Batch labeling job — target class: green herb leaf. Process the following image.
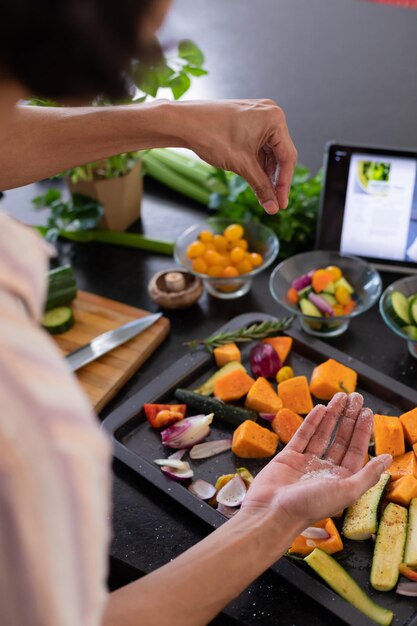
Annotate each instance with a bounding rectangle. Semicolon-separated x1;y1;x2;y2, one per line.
178;40;205;67
168;73;192;100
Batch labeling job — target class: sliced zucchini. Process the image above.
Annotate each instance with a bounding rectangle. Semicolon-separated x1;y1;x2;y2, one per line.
321;293;337;306
334;277;354;294
305;549;393;626
343;473;390;540
388;291;411;326
45;265;77;311
370;502;408;591
298;286;312;299
409;296;417;326
323;282;336;295
195;361;246;396
404;497;417;567
174;388;257;428
299;299;322;318
42;306;74;335
404;325;417;341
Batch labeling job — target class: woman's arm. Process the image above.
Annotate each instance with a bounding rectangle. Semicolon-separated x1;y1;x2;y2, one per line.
0;99;297;213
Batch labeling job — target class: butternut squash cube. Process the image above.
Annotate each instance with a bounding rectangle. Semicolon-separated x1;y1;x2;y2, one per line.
232;420;278;459
262;336;293;364
309;358;357;400
387;451;417;481
245;377;283;414
278;375;313;415
213;368;254;402
400;407;417;446
213;343;241;367
386;475;417;507
373;415;405;457
288;518;343;556
414;442;417;457
272;408;303;445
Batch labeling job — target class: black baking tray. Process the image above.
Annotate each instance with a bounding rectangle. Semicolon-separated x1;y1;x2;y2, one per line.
103;313;417;626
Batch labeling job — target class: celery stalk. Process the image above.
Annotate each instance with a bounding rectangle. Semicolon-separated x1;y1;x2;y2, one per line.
146;149;215;185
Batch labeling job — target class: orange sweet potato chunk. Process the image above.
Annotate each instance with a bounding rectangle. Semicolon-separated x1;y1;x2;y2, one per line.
386;475;417;507
373;414;405;457
232;420;278;459
213;343;241;367
309;359;357;400
387;451;417;481
213;368;254;402
278;376;313;415
288;518;343;556
400;407;417;445
245;377;283;414
262;336;293;364
272;408;303;445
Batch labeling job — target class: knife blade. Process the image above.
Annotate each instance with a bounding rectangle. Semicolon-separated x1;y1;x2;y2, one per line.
65;313;162;372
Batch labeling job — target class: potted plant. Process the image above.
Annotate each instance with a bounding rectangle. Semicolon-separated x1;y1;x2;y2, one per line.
30;40;207;231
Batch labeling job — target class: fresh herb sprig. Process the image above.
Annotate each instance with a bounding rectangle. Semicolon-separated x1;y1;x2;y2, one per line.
186;318;295;352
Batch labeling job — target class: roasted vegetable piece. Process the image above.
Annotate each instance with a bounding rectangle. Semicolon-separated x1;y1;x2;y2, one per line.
195;361;246;396
404;498;417;567
386;451;417;481
276;366;295;384
400;407;417;445
343;473;390;540
370;502;408;592
373;414;405;457
271;408;303;445
305;549;393;626
213;343;241;367
144;404;186;429
309;358;357;400
399;563;417;581
277;375;313;415
213;368;255;402
245;377;283;414
312;269;334;293
232;420;278;459
174;389;257;427
289;518;343;556
386;475;417;507
262;336;293;363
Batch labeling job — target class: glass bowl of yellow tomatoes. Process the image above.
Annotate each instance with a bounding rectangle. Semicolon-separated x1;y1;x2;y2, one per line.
174;219;279;299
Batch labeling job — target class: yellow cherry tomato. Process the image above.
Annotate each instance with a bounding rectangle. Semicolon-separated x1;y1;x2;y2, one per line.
224;223;244;242
276;366;295;384
326;265;343;282
218;254;230;267
223;265;239;278
205;242;216;251
186;241;205;259
230;246;245;264
192;257;208;274
332;304;345;316
204;249;222;266
335;286;351;306
199;230;213;243
207;264;224;277
236;259;253;274
213;234;228;252
234;238;248;251
249;252;263;267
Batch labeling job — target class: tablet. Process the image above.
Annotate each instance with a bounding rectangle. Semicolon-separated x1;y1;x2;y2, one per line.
317;142;417;272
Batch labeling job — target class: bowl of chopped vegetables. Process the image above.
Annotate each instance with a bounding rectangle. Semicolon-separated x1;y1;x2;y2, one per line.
270;250;382;337
380;275;417;359
175;219;279;299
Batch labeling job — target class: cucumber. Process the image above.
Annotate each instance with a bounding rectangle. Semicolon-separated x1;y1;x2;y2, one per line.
388;291;411;326
42;306;74;335
409;295;417;325
334;277;354;294
299;299;322;318
343;473;390;540
321;293;337;306
195;361;246;396
404;325;417;341
323;282;336;295
305;549;393;626
174;388;257;427
45;265;77;311
370;502;408;591
298;286;312;299
404;497;417;567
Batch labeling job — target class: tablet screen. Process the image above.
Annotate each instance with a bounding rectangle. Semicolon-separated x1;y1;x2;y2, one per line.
318;144;417;269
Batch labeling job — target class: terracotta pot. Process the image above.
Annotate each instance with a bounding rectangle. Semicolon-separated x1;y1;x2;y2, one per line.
67;159;143;231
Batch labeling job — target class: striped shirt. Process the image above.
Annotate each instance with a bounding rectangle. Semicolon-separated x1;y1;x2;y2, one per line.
0;213;111;626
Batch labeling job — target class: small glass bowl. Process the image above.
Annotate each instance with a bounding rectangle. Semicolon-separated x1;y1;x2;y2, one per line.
174;218;279;299
380;275;417;359
270;250;382;337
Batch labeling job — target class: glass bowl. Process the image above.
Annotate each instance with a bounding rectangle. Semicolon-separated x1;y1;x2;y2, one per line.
380;275;417;359
270;250;382;337
174;218;279;299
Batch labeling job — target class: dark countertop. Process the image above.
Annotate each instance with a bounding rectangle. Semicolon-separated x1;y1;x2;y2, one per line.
2;1;417;624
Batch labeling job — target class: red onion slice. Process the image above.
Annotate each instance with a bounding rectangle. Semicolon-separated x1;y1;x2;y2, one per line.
292;273;312;291
188;479;217;500
161;462;194;481
217;503;239;518
259;413;276;422
168;449;187;461
216;476;247;507
250;342;281;378
308;292;334;316
154;458;188;470
161;413;213;449
301;527;330;540
190;439;232;459
396;582;417;597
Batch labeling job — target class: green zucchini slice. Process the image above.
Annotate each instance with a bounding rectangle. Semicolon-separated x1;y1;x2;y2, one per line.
370;502;408;591
42;306;74;335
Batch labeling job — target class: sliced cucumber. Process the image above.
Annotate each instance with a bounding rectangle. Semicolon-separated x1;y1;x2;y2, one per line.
334;277;354;294
195;361;246;396
370;502;408;591
321;293;337;306
174;388;257;428
388;291;411;326
305;549;393;626
299;299;322;318
343;473;390;540
42;306;74;335
409;296;417;325
323;282;336;295
404;497;417;567
45;265;77;311
404;326;417;341
298;286;312;299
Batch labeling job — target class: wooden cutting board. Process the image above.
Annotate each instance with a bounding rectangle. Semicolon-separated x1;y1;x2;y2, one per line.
54;291;170;412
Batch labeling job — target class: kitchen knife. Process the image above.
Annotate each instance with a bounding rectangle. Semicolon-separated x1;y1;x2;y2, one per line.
65;313;162;372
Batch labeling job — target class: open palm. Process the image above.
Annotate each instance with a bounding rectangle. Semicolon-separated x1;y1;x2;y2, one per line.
241;393;392;529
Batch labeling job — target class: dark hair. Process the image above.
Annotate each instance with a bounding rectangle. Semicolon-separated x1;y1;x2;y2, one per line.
0;0;154;100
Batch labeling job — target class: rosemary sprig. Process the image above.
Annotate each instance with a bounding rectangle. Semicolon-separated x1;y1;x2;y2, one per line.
186;317;295;353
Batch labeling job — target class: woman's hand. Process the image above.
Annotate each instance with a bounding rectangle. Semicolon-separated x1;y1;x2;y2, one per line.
180;99;297;215
240;393;392;532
